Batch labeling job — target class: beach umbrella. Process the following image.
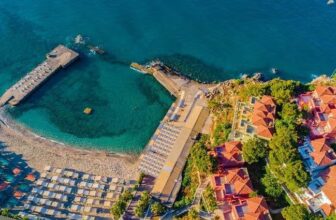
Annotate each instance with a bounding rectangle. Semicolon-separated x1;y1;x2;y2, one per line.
0;158;9;166
4;174;14;183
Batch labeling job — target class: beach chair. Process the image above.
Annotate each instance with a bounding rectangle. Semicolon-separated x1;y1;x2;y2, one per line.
68;213;83;220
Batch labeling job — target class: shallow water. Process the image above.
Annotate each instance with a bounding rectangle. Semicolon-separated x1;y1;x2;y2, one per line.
0;0;335;152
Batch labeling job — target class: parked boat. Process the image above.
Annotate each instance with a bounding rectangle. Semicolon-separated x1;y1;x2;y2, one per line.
87;45;105;55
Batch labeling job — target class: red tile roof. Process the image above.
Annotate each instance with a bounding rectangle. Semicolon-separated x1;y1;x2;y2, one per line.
256;126;274;139
225;141;243;153
310;151;334;166
327;117;336;133
311;138;331;152
225;168;254;196
252;96;276;140
315;86;334;97
322;166;336;207
320;203;334;216
260;96;276;106
214;141;244;168
230;197;270;220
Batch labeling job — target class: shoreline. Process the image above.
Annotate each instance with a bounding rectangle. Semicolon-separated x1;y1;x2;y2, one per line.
0;108;139;180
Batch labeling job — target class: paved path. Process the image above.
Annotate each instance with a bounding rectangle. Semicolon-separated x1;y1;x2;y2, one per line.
192;178;210;207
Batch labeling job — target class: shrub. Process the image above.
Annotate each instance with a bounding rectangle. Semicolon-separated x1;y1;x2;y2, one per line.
151;201;166;216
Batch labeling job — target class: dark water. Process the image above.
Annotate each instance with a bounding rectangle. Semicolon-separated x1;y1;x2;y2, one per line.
0;0;335;152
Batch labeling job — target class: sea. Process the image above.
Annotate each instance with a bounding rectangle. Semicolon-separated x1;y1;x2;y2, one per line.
0;0;335;153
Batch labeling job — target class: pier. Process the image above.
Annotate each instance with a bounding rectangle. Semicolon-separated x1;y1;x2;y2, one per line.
0;45;79;107
130;61;182;97
132;61;217;207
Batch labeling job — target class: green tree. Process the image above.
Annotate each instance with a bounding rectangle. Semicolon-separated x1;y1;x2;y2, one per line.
111;200;127;219
110;189;133;219
239;82;268;101
281;204;314;220
280;103;302;125
135;192;150;217
326;214;336;220
151;201;166;216
191;142;217;174
261;169;282;198
242;138;268;164
188;208;200;220
121;189;133;201
0;209;10;217
284;161;309;191
269;79;301;105
213;122;231;146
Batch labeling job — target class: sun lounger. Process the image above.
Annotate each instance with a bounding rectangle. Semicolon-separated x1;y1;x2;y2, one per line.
68;213;83;220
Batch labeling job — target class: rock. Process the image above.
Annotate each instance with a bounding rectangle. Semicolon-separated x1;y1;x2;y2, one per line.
241;74;249;80
83;107;93;115
252;72;263;81
310;74;331;85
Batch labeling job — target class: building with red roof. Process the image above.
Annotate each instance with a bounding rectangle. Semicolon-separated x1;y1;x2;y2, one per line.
298;137;336;174
211;141;244;168
297;164;336;217
297;86;336;217
231;96;276;141
211;141;271;220
251;96;276;140
298;86;336;141
211;168;254;202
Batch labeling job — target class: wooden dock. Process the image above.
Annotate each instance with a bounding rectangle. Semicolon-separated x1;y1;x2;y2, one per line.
0;45;79;107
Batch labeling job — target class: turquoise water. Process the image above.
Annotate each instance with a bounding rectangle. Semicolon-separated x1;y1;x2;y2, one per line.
0;0;335;153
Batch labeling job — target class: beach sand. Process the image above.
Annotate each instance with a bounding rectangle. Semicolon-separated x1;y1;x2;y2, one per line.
0;109;139;180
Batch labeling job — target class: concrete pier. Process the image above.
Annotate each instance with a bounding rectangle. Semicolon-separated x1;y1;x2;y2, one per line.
0;45;79;107
133;61;217;207
131;61;183;97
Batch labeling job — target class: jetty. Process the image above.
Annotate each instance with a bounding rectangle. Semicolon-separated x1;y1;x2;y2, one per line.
130;61;183;97
0;45;79;107
131;61;217;207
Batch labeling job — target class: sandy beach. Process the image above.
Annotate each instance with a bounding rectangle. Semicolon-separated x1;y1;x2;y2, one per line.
0;109;140;180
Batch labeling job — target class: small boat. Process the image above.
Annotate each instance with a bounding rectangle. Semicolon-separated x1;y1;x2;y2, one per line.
327;0;334;5
74;34;85;44
271;68;279;74
87;45;105;55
